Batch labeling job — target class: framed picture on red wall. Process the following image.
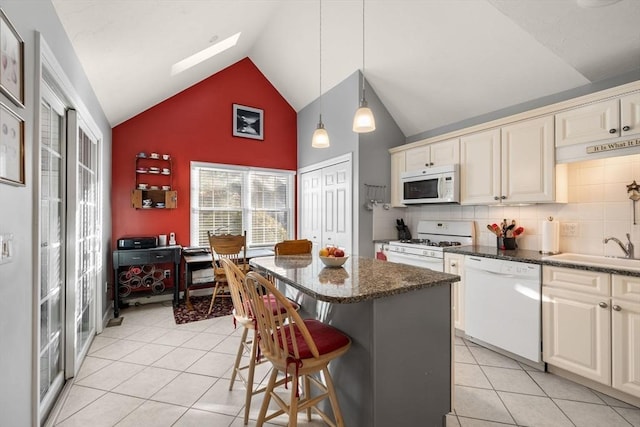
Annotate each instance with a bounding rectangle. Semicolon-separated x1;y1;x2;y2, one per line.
233;104;263;140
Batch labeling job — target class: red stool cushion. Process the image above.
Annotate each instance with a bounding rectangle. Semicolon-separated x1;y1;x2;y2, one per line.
279;319;350;359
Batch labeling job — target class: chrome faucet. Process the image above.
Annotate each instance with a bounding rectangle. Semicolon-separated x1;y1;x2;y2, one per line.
603;233;635;259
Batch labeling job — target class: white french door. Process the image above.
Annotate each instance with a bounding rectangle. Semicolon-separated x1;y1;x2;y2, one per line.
38;83;67;418
66;109;100;373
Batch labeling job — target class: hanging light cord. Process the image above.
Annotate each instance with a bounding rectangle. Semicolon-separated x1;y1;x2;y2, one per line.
361;0;365;96
319;0;323;121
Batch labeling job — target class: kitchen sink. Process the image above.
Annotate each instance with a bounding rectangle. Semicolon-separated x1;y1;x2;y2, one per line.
543;253;640;271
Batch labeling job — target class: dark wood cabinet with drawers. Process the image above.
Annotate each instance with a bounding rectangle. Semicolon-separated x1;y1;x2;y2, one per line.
112;246;181;317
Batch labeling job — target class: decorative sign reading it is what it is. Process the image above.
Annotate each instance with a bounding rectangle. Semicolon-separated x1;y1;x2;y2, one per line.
587;138;640;154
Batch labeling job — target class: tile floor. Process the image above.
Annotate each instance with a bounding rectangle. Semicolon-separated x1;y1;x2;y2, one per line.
52;301;640;427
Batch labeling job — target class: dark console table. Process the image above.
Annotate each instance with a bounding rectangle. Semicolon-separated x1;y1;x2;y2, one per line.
112;245;181;317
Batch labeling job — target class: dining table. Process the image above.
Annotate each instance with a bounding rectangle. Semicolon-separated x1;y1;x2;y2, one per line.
249;254;460;427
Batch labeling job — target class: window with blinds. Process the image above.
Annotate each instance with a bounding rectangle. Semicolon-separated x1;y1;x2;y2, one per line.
190;162;294;247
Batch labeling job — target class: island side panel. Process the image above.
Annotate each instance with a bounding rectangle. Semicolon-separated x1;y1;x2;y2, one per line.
281;282;375;427
373;283;452;427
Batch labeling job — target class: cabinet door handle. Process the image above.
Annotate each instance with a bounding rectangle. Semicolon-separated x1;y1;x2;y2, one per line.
609;128;617;134
500;195;506;200
622;126;631;132
494;196;500;200
612;304;622;311
598;301;608;309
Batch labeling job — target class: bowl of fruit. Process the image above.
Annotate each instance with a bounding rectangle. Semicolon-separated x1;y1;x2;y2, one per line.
318;246;348;267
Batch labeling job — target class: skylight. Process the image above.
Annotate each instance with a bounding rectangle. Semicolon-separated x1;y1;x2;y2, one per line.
171;32;241;76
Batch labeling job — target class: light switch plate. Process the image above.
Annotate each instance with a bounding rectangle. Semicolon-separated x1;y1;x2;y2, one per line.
0;233;13;264
560;222;579;237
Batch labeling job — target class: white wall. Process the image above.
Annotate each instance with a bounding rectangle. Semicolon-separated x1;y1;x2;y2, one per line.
404;153;640;257
0;1;111;425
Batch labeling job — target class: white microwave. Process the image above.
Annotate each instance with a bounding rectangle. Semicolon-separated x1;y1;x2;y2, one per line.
401;164;460;204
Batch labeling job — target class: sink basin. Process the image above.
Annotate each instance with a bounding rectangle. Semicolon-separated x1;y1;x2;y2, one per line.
543;253;640;271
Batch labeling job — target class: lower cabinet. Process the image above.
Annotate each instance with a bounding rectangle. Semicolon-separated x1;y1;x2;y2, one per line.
543;266;640;399
444;253;465;332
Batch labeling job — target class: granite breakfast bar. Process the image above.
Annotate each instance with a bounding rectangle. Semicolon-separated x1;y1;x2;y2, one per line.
250;255;460;427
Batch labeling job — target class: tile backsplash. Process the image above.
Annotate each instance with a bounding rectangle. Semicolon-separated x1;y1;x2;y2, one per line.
404;154;640;257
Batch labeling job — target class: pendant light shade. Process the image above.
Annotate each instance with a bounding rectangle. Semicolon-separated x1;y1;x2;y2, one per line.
312;0;330;148
353;0;375;133
353;99;376;133
312;117;330;148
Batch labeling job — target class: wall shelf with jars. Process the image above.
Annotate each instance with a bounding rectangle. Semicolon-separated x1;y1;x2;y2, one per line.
131;152;177;209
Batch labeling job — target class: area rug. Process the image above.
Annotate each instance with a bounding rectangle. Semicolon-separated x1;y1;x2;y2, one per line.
173;295;234;324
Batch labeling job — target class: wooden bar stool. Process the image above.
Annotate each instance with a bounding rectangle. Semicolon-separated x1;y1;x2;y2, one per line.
244;270;351;427
206;231;248;315
274;239;313;255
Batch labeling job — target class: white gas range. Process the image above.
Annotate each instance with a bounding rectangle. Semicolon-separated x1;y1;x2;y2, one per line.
387;220;475;271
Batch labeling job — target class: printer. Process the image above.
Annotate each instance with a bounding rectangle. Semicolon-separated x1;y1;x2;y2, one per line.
117;236;157;250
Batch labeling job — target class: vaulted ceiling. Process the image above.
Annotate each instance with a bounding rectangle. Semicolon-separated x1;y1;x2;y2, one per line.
52;0;640;137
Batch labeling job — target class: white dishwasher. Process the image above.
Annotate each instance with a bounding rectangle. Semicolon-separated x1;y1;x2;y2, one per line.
464;256;541;363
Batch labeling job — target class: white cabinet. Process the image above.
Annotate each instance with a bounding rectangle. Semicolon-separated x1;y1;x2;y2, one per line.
405;138;460;172
555;93;640;147
611;275;640;397
543;266;640;399
460;115;555;204
300;160;352;254
444;253;465;332
390;151;406;208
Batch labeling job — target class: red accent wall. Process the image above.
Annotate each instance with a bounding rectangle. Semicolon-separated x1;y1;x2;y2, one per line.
111;58;298;246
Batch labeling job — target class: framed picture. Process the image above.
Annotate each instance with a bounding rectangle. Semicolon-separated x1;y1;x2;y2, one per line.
0;102;24;186
233;104;263;140
0;9;23;108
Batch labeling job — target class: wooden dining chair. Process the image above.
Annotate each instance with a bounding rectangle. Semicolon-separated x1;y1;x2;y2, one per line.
207;230;248;315
244;270;351;427
273;239;313;255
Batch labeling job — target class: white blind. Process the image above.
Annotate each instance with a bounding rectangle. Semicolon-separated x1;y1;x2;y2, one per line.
191;163;294;247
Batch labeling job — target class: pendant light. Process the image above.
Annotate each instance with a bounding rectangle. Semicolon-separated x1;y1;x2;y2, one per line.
312;0;330;148
353;0;376;133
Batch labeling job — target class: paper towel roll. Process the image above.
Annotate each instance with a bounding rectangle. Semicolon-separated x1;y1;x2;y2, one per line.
541;219;560;254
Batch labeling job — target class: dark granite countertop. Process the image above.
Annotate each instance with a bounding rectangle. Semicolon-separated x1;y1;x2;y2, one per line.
445;245;640;277
250;255;460;303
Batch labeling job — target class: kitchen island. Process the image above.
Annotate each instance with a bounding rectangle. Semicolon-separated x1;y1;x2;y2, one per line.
250;255;460;427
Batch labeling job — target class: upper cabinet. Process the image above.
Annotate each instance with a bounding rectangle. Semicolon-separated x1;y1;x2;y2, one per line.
390;151;406;208
460;116;556;204
405;138;460;172
556;93;640;147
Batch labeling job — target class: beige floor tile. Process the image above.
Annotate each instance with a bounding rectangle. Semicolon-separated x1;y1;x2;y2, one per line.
123;326;170;343
186;351;237;377
152;329;199;346
554;398;632;427
481;366;545;396
446;413;461;426
75;356;113;381
152;347;207;371
150;372;217;407
528;371;604;404
457;417;516;426
454;345;476;364
112;366;180;398
172;408;237;426
75;361;145;391
114;400;187;427
55;385;106;423
453;385;514;424
180;332;226;351
55;393;144;427
593;390;637;408
120;343;175;365
87;336;119;354
498;391;572;427
613;406;640;427
212;335;243;355
99;323;146;340
89;339;146;361
455;363;492;389
467;347;521;369
204;316;236;335
175;317;219;332
192;377;248;417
